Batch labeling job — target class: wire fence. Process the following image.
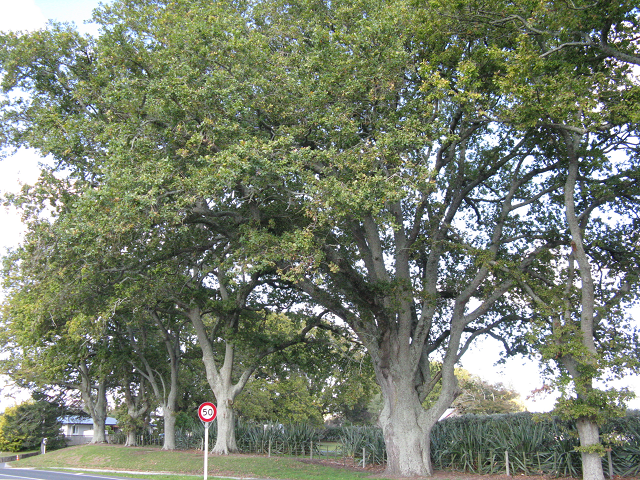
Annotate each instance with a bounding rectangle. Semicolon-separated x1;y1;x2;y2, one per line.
430;411;640;477
108;411;640;477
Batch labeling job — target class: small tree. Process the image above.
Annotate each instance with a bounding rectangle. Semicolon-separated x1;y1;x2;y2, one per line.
454;375;525;415
422;367;525;416
0;393;65;452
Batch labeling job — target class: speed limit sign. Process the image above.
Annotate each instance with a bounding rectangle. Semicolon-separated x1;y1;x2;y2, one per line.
198;402;217;480
198;402;217;423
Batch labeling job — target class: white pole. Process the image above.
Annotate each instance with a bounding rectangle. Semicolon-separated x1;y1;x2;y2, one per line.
505;450;510;476
204;423;210;480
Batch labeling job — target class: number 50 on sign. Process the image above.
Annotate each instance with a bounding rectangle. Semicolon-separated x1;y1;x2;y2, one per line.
198;402;217;423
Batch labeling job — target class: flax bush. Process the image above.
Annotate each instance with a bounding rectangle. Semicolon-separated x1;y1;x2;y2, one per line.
108;411;640;477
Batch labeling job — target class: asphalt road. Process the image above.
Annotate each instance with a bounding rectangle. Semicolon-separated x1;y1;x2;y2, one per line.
0;465;266;480
0;466;147;480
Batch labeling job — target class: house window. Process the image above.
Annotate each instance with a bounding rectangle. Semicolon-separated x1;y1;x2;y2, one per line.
72;425;79;435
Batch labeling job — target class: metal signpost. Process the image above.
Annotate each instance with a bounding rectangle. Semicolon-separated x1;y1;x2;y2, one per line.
198;402;217;480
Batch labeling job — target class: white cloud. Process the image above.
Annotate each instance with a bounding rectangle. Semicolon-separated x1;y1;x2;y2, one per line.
0;0;47;32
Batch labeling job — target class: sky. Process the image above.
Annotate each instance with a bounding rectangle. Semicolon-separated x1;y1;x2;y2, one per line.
0;0;638;415
0;0;106;256
0;0;109;412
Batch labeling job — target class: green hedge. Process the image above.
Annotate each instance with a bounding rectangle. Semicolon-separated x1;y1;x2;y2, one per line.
431;411;640;477
112;411;640;477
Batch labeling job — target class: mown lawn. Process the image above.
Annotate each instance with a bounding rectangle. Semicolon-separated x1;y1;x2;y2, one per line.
12;444;390;480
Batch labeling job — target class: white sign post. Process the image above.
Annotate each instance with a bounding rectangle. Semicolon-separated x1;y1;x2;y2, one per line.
198;402;217;480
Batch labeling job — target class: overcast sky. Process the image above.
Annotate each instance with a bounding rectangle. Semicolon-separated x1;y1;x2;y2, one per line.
0;0;108;412
0;0;108;252
0;0;637;415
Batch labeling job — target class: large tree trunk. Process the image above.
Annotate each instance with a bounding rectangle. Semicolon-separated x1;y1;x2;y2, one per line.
125;430;137;447
121;375;150;447
143;311;182;451
162;407;177;450
212;398;237;454
77;364;108;444
378;376;433;476
371;321;461;477
91;415;107;444
189;307;247;455
576;418;605;480
161;335;180;450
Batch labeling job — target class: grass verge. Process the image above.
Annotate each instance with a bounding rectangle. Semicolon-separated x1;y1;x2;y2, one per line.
10;444;390;480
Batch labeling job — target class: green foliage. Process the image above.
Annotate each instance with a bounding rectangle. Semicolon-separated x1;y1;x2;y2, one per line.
112;403;149;438
165;411;640;475
0;393;66;452
423;367;525;415
236;375;324;426
339;425;386;465
0;405;24;452
236;329;377;425
430;411;640;477
0;0;639;474
455;376;524;415
553;388;635;425
235;422;318;456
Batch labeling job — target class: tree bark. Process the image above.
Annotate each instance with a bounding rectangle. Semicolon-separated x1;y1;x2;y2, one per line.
91;413;108;444
577;418;605;480
188;307;243;454
368;312;462;477
161;327;180;450
212;398;237;454
121;373;151;447
562;130;605;480
378;375;433;476
162;406;177;451
125;430;137;447
77;364;108;444
141;311;182;451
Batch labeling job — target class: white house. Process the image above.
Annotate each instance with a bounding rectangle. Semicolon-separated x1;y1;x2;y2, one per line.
59;416;118;444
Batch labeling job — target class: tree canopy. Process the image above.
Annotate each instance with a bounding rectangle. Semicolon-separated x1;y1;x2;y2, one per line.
0;0;638;477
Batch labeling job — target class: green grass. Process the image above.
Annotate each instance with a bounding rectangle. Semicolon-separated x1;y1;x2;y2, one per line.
316;442;340;453
11;444;391;480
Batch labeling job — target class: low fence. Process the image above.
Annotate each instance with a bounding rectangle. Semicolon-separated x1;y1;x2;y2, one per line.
431;447;638;478
430;412;640;478
236;438;383;469
0;452;40;463
64;434;114;446
107;412;640;477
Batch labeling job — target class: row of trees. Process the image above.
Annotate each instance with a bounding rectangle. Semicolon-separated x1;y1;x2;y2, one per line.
1;0;639;477
0;368;525;452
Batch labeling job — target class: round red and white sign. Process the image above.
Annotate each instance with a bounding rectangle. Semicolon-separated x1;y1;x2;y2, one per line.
198;402;217;422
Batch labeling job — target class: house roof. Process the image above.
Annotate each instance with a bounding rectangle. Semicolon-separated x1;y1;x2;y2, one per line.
59;416;118;426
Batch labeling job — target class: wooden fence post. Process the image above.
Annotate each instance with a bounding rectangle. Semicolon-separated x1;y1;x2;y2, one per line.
505;450;510;476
